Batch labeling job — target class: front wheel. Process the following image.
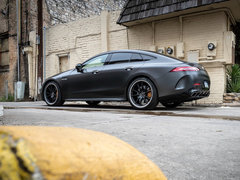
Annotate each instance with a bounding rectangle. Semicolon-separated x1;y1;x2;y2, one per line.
43;81;64;106
128;77;158;110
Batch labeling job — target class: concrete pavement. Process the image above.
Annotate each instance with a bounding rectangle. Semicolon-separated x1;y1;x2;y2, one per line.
1;107;240;180
1;101;240;121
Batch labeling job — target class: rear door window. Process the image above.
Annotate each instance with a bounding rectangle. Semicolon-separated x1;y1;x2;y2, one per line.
141;54;156;61
130;53;143;62
108;53;132;64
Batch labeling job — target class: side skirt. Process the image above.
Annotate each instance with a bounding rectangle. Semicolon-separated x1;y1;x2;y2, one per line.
65;98;127;102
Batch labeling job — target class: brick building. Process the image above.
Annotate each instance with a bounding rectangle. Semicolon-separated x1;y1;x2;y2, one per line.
0;0;50;99
44;0;240;104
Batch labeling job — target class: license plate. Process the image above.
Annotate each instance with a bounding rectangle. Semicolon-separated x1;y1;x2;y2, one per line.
204;81;209;88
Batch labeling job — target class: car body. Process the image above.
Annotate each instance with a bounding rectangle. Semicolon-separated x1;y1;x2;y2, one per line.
41;50;210;109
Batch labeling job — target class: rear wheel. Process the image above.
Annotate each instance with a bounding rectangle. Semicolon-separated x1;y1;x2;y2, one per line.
86;101;101;106
43;81;64;106
128;77;158;110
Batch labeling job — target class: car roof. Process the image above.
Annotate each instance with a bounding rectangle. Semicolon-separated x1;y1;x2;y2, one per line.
93;49;183;63
96;49;157;57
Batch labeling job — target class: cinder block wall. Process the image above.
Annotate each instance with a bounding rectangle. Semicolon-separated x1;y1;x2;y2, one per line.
46;11;127;78
127;11;228;104
45;11;230;104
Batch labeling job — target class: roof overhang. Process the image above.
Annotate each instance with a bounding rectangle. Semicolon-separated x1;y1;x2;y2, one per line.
118;0;240;27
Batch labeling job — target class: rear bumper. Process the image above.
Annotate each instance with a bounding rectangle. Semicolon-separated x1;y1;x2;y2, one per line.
159;88;210;103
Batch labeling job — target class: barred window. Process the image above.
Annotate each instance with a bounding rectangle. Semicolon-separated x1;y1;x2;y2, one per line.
0;37;9;72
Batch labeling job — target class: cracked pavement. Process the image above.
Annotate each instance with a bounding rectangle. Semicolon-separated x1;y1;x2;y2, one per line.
1;101;240;180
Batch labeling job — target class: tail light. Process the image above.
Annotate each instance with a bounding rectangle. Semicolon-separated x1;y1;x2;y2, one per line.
170;66;199;72
194;83;201;86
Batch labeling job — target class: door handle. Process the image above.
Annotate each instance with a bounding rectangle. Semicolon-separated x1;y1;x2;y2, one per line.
92;70;99;74
61;77;68;81
125;67;133;71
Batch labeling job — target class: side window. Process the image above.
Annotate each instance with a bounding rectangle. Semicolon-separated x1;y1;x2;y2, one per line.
82;54;108;69
130;53;143;62
108;53;131;64
141;54;156;61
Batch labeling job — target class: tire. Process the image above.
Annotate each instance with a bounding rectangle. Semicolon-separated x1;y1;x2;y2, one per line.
43;81;64;106
161;101;181;108
86;101;101;106
128;77;158;110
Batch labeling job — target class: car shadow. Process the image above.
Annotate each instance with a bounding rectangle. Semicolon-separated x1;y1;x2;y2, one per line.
61;103;203;112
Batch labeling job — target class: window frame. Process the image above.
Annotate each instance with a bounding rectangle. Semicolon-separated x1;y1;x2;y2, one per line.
0;34;9;73
140;53;156;61
82;54;109;69
107;52;132;65
130;53;143;62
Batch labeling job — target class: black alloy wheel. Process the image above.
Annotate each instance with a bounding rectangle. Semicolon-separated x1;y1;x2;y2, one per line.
128;77;158;109
43;81;64;106
86;101;101;106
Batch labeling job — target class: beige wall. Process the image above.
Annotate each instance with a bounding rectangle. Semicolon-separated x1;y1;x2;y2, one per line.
128;23;153;50
183;12;227;59
45;11;128;78
44;10;234;104
199;63;226;104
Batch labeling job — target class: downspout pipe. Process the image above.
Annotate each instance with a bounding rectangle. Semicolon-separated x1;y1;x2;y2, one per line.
43;27;46;81
16;0;20;81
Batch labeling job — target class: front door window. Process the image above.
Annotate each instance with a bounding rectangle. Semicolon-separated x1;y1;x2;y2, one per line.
82;54;108;69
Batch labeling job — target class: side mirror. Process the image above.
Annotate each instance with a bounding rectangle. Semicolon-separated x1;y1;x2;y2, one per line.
76;63;83;72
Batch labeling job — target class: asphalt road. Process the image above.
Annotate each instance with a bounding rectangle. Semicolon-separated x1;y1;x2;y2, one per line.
1;102;240;180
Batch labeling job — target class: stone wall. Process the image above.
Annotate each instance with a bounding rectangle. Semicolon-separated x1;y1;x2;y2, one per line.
45;0;126;25
223;93;240;103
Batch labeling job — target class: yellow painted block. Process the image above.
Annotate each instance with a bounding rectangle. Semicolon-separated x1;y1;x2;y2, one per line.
0;126;167;180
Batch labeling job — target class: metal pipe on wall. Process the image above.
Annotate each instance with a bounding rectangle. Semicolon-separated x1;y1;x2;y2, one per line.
43;27;46;81
37;0;43;96
16;0;20;81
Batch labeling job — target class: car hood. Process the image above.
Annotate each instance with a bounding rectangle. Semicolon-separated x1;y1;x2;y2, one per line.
47;69;74;80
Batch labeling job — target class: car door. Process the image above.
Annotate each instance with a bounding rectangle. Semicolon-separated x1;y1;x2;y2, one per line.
66;54;109;99
100;52;145;98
